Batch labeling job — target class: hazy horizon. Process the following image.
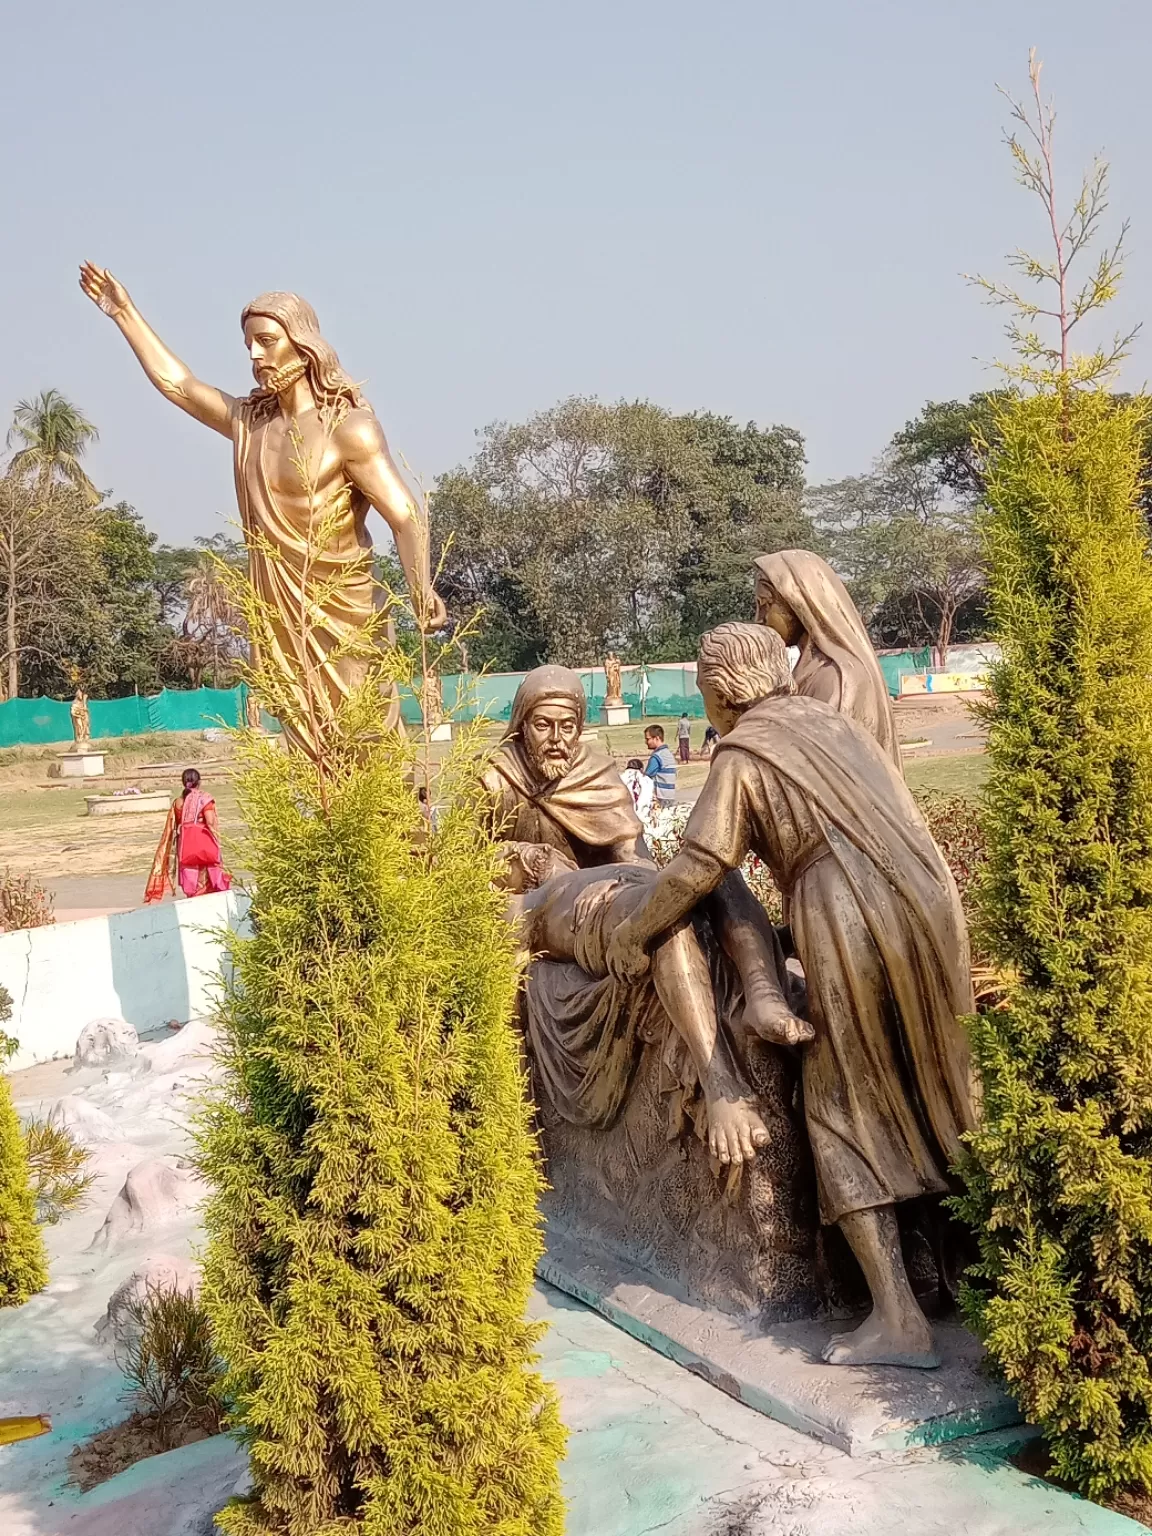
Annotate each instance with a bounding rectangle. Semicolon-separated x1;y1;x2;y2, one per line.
1;0;1148;545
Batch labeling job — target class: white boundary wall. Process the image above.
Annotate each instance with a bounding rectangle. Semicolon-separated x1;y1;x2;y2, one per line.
0;892;250;1071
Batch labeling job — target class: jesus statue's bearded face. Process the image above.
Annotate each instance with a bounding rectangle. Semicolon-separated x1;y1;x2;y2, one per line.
523;701;581;782
243;314;306;393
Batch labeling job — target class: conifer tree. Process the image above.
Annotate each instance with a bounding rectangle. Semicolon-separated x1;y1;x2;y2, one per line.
955;55;1152;1498
0;984;49;1306
197;448;565;1533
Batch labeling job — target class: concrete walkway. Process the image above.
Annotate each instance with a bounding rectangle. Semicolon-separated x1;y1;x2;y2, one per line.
14;1282;1137;1535
44;876;154;923
531;1283;1137;1535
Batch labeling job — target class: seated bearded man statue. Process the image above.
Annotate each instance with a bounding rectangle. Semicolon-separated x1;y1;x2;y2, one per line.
481;666;809;1166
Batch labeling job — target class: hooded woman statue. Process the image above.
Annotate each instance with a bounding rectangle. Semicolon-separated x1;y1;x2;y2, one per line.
753;550;901;770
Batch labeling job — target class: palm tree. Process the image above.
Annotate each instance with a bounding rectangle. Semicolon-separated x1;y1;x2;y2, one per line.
184;553;243;687
6;390;99;500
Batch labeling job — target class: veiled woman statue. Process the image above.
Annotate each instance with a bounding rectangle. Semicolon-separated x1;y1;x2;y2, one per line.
754;550;901;769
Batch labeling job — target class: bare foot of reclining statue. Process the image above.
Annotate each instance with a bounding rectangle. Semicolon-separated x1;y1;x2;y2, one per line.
741;983;814;1049
520;863;771;1167
703;1079;770;1165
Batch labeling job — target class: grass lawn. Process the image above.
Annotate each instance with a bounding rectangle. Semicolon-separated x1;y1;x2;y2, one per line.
903;752;988;797
0;780;243;882
0;711;985;890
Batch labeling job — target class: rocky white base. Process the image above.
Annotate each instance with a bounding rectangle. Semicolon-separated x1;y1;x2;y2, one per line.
0;1017;1123;1536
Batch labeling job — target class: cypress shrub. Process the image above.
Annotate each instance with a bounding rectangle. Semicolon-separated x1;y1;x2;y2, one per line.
954;387;1152;1496
0;984;49;1305
197;703;565;1534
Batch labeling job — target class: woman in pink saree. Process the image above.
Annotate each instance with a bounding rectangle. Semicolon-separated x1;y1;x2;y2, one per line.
144;768;231;904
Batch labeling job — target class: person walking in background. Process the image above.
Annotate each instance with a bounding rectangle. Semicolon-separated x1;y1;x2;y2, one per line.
643;725;678;805
417;784;441;831
620;756;656;827
144;768;231;904
677;711;692;763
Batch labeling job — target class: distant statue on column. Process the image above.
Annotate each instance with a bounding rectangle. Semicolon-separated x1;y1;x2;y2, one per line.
70;687;91;750
603;652;624;706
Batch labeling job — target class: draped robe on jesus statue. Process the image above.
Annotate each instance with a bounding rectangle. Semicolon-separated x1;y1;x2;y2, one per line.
231;395;400;759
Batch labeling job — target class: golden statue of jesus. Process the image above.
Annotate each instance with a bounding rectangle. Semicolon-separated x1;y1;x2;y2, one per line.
79;264;446;759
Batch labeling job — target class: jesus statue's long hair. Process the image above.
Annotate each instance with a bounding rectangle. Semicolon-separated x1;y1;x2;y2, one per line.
240;292;365;426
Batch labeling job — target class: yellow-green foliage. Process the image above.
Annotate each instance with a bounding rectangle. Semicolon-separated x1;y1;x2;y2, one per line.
24;1117;94;1226
0;986;48;1305
196;709;565;1534
955;388;1152;1497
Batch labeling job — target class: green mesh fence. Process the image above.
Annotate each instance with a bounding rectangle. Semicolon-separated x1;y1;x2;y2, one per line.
876;649;933;697
434;666;706;724
0;665;713;748
0;686;258;747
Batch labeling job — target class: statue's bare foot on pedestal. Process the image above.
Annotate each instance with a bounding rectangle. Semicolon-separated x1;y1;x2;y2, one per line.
742;987;815;1048
706;1093;769;1164
821;1309;939;1369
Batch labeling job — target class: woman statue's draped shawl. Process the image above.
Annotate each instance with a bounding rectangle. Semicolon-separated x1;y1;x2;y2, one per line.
754;550;901;769
484;666;643;860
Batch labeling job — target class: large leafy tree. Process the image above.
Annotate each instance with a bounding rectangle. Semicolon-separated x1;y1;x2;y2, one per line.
0;476;98;699
665;412;808;651
2;390;105;697
896;387;1152;526
87;504;172;695
180;536;247;688
891;393;1007;503
432;397;809;668
153;544;200;628
810;452;985;664
12;500;176;699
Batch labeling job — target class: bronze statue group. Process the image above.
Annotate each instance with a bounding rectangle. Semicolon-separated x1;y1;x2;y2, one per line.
81;270;974;1374
480;550;976;1371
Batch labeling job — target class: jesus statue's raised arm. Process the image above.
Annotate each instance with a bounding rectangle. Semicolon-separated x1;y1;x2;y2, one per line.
80;263;447;758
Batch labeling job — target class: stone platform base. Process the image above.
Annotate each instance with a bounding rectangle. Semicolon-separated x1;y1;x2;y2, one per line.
600;702;631;725
539;1229;1020;1456
86;791;170;816
59;751;105;777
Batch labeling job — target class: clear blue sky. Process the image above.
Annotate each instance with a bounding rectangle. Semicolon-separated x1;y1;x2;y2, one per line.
1;0;1147;545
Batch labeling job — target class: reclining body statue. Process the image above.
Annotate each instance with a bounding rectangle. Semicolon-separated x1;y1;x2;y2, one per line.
480;666;809;1165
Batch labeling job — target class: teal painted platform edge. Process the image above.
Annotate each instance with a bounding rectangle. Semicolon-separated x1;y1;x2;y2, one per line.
536;1252;1024;1457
